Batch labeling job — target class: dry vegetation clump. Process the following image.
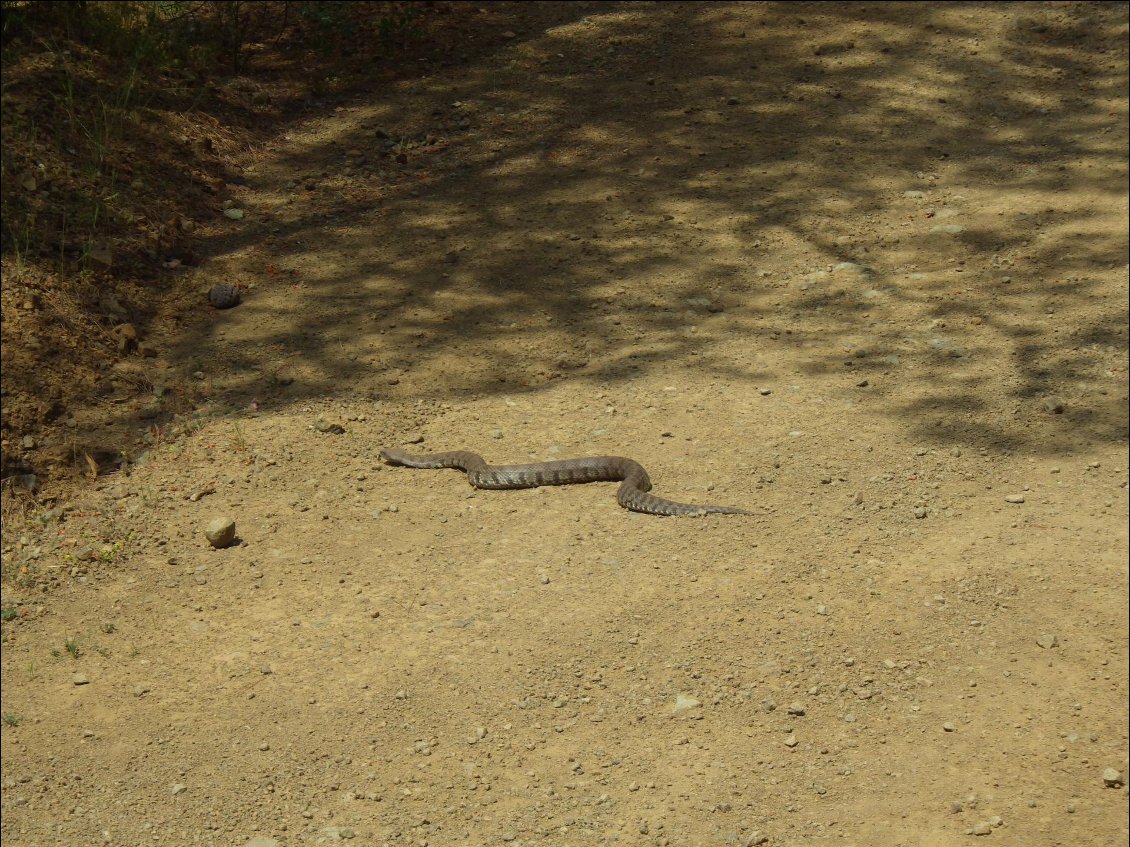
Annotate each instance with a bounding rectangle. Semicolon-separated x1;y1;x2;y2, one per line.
0;1;460;487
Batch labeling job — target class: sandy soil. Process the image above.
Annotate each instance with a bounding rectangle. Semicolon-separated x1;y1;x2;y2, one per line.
2;3;1128;846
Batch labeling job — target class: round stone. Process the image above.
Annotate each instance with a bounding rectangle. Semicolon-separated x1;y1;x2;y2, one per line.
208;284;241;309
205;516;236;549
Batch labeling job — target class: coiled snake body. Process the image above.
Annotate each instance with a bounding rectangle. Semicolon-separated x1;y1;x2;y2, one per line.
380;448;749;516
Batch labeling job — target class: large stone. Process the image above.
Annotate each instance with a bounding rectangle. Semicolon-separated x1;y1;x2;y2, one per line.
205;516;236;549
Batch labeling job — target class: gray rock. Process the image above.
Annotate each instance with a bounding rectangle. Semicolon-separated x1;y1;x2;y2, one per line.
208;284;241;309
205;516;236;549
673;693;700;713
1102;768;1123;787
314;416;345;434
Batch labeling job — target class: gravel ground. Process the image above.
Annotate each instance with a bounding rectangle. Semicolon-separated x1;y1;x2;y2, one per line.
2;3;1128;846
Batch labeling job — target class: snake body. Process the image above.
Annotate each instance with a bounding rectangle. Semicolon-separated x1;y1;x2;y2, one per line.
380;448;749;516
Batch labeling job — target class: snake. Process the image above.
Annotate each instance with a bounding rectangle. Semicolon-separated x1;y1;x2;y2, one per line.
380;447;750;516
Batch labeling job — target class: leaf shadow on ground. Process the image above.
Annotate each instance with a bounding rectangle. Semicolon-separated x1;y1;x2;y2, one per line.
160;1;1127;457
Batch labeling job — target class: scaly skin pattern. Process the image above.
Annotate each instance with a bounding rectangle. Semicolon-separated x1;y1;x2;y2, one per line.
380;448;750;516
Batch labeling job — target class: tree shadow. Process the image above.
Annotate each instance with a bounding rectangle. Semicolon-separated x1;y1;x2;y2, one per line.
106;2;1130;459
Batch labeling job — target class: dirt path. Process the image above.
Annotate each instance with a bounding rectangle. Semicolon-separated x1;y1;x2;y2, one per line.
2;3;1128;846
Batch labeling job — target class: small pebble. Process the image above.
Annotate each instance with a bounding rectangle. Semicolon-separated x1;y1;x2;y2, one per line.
207;284;241;308
1036;634;1058;649
1004;494;1025;504
1102;768;1123;787
673;693;700;713
314;416;345;434
970;821;992;836
73;673;90;686
204;516;236;549
942;722;956;732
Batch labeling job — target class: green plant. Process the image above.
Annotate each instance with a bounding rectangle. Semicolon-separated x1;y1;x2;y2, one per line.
377;5;418;43
2;713;20;727
0;607;16;622
1;206;37;275
230;421;248;452
64;634;80;659
299;1;353;51
97;538;127;562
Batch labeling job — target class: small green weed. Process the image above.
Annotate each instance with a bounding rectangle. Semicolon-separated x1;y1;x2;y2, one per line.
230;421;248;452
